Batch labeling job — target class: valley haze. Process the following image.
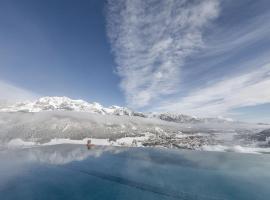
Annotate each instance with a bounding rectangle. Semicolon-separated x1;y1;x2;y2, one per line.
1;96;269;154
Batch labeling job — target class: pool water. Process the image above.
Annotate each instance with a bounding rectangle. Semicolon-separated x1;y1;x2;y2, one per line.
0;144;270;200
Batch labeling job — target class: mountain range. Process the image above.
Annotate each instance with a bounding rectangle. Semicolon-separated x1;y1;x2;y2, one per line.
0;96;234;124
1;97;270;153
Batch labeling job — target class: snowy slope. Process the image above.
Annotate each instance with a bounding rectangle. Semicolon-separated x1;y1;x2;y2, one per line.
0;96;230;124
0;97;270;153
0;96;137;115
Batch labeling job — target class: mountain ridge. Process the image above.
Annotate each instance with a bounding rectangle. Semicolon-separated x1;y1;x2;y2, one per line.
0;96;234;124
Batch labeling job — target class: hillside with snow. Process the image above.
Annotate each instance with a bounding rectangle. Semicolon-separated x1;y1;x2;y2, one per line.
0;96;270;153
0;96;235;124
0;97;134;115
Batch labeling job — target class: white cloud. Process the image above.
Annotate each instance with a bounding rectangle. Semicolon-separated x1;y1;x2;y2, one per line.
106;0;220;108
201;12;270;58
0;80;38;105
157;64;270;117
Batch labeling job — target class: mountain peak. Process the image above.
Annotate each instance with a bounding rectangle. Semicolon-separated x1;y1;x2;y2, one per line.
0;96;132;115
0;96;236;124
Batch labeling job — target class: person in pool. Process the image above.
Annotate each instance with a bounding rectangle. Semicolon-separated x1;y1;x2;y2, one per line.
86;139;95;149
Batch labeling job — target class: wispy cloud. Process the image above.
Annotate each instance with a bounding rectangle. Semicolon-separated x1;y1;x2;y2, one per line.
0;80;38;105
199;12;270;59
157;64;270;117
106;0;220;108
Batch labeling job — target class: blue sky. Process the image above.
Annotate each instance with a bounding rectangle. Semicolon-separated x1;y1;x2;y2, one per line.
0;0;123;105
0;0;270;123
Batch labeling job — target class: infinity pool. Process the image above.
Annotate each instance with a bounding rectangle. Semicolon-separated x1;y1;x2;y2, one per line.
0;144;270;200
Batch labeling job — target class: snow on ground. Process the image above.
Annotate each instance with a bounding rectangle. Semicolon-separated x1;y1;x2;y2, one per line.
6;134;270;154
43;138;111;146
7;138;36;148
5;132;155;149
113;132;154;147
1;109;269;154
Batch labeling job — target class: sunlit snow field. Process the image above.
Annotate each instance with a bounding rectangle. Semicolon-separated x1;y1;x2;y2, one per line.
1;111;270;154
0;144;270;200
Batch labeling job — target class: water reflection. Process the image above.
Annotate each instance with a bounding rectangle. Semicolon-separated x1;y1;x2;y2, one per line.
25;144;125;165
0;145;270;200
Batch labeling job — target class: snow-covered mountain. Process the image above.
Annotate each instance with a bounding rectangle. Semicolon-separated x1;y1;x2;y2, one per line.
0;97;269;153
0;96;231;123
152;112;202;123
0;96;139;115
